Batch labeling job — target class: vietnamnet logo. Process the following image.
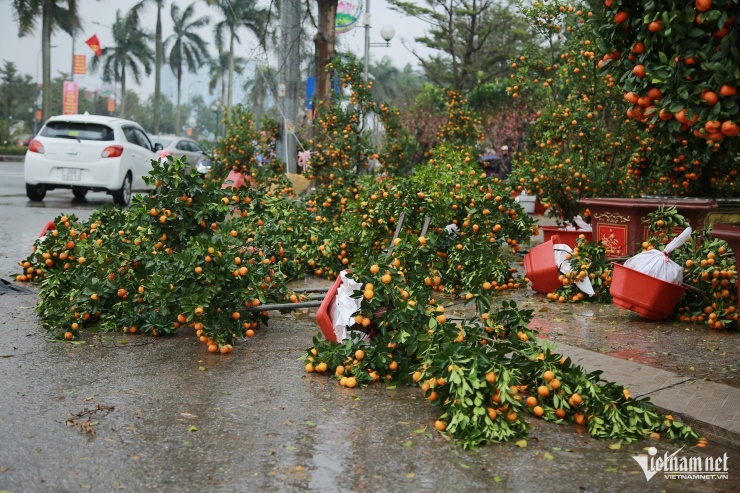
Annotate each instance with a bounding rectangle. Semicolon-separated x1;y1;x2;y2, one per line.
632;446;729;481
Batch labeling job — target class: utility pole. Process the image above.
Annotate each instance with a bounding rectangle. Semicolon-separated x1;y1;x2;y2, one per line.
364;0;371;82
278;0;302;174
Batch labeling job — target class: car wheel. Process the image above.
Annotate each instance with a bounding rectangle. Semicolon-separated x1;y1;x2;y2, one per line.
26;183;46;201
72;188;88;200
112;173;132;207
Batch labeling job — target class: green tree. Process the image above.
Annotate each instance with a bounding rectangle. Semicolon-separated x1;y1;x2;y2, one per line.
11;0;80;122
387;0;531;94
243;64;277;122
129;0;166;134
164;2;210;136
207;0;269;115
207;50;245;139
369;58;424;105
89;9;154;118
0;61;36;134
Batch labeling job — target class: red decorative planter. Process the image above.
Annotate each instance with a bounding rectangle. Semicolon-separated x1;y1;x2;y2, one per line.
315;270;349;342
524;234;561;294
33;220;56;252
221;170;255;190
580;197;717;257
610;263;686;320
710;224;740;318
541;226;592;249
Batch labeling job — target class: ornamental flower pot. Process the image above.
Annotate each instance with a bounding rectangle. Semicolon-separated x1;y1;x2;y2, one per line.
710;224;740;318
515;193;537;215
315;271;349;343
524;234;562;294
580;197;717;257
609;263;686;320
540;226;592;249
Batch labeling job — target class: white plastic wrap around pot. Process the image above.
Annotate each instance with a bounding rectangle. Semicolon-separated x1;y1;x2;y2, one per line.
623;227;692;285
553;243;595;297
329;271;363;341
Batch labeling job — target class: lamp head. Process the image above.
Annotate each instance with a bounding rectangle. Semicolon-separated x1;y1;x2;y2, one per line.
380;25;395;42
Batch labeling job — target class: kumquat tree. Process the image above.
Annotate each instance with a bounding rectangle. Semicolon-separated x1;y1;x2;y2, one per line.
593;0;740;196
506;0;644;221
17;57;712;448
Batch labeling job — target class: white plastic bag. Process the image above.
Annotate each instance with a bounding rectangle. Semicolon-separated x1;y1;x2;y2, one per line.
623;227;691;285
328;271;362;341
573;215;592;232
553;243;595;297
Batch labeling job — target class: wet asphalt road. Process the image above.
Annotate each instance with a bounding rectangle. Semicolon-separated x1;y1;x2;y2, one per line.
0;161;738;492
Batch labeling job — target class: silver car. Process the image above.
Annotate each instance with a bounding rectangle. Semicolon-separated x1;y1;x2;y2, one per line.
150;135;211;174
24;114;162;206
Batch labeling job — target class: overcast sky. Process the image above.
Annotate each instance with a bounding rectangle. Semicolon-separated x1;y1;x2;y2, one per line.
0;0;430;101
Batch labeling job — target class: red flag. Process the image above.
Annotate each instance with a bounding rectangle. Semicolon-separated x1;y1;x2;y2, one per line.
85;34;102;56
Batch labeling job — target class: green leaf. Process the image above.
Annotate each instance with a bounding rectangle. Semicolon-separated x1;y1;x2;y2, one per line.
609;441;622;450
516;439;527;448
403;440;413;447
188;425;198;432
306;421;317;427
459;462;470;469
543;452;554;460
198;366;207;371
285;446;297;451
494;476;503;483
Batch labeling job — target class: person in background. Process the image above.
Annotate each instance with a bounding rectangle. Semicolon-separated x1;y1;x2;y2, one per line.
499;145;511;179
479;147;499;178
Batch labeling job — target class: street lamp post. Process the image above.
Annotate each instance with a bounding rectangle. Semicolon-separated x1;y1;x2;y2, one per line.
362;1;395;83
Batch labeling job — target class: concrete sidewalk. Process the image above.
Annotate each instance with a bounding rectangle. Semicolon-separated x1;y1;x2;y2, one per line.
556;342;740;449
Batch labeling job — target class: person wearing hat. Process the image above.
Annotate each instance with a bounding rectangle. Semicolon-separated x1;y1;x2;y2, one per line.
499;145;511;179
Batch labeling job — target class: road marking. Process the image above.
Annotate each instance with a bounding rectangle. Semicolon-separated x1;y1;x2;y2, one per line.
0;171;24;178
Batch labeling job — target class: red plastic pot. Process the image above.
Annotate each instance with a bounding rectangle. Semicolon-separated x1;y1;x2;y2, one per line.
610;263;686;320
315;270;349;342
524;235;562;294
710;224;740;318
541;226;592;249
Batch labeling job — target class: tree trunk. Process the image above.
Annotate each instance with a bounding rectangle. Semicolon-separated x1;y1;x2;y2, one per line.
41;1;52;121
153;5;163;133
176;66;182;135
313;0;338;111
120;69;127;118
227;32;234;116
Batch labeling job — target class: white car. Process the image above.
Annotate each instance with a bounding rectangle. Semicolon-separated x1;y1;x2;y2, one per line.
150;135;211;174
24;114;163;206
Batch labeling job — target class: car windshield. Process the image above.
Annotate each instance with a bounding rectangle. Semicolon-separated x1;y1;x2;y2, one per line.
41;121;114;141
154;138;173;147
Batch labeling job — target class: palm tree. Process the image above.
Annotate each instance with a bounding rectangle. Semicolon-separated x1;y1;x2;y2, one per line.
164;2;210;136
207;0;268;115
369;57;400;103
243;64;277;122
11;0;80;121
129;0;166;134
90;9;154;118
208;50;245;135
